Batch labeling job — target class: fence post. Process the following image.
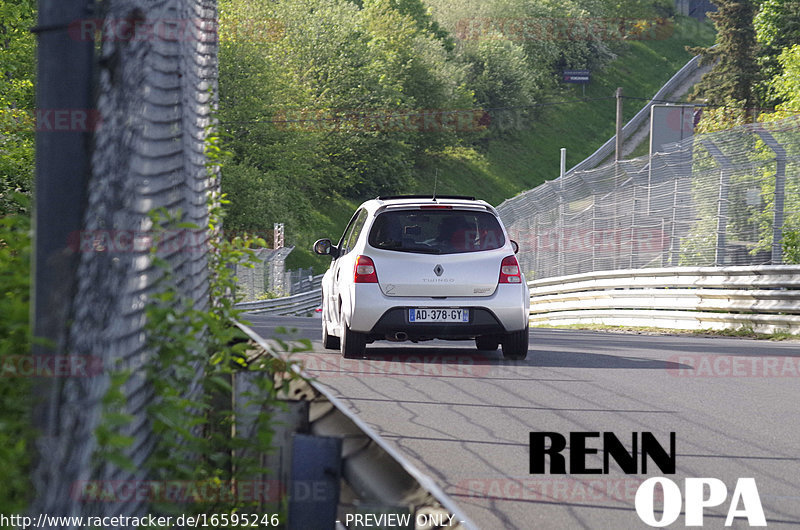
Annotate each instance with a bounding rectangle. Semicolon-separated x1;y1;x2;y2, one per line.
31;0;94;515
668;178;679;266
557;178;565;277
701;140;733;266
559;150;567;276
533;217;540;278
754;129;787;264
615;87;623;162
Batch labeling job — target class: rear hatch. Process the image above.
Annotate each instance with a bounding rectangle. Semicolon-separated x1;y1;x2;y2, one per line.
366;208;507;297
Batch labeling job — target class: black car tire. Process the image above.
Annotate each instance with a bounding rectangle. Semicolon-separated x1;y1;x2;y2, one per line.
341;323;367;359
475;336;499;351
501;326;529;360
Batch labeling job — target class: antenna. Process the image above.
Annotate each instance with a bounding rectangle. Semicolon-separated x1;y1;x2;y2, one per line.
433;169;438;201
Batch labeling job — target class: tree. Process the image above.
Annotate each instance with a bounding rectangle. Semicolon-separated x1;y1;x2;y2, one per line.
769;44;800;110
754;0;800;105
0;0;36;214
218;0;475;204
386;0;455;50
460;36;539;111
688;0;760;112
0;0;35;511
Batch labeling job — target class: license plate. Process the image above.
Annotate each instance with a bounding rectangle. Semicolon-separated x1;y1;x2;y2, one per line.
408;308;469;323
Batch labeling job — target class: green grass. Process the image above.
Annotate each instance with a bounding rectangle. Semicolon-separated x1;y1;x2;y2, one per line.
425;16;716;203
284;194;361;272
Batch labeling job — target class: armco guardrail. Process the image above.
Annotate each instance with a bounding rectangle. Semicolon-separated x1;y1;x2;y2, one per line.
235;288;322;315
528;265;800;333
235;273;324;315
233;321;478;530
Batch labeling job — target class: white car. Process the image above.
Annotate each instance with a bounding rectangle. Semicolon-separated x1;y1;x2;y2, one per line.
313;195;530;359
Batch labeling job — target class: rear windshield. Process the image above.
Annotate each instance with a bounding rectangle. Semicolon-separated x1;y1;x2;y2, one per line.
368;209;505;254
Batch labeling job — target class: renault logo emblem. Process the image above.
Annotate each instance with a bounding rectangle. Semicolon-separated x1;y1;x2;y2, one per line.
434;264;444;276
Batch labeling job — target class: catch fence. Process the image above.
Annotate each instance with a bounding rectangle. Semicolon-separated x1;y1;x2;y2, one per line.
31;0;219;520
497;115;800;280
236;247;294;300
236;251;319;301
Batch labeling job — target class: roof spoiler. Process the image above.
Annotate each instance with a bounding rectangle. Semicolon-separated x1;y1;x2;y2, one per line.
376;194;476;201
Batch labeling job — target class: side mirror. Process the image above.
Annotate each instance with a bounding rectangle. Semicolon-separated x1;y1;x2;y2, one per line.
510;240;519;254
314;238;338;257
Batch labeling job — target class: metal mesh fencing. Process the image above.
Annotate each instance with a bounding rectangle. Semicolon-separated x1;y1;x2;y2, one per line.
30;0;219;521
236;247;295;300
497;115;800;280
286;267;316;295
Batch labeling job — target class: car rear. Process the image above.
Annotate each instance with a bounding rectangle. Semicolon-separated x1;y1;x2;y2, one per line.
348;199;530;357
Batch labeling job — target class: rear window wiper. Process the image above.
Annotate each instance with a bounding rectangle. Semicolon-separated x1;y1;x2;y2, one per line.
408;247;442;254
379;246;441;254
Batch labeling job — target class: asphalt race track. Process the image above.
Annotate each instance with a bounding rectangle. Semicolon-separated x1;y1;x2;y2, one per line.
246;314;800;529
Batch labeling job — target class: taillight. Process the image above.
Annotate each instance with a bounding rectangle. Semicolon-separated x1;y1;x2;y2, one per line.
354;255;378;283
499;255;522;284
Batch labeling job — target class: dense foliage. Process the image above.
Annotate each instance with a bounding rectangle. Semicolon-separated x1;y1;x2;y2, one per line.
0;0;35;215
687;0;800;262
0;197;31;514
689;0;760;110
754;0;800;105
138;196;305;517
690;0;800;124
216;0;642;248
0;0;35;514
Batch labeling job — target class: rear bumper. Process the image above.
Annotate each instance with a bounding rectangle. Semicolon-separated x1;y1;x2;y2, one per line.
369;307;506;340
347;283;530;337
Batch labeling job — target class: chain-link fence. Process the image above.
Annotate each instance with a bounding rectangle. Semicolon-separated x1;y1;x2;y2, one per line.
31;0;219;520
286;267;316;295
236;247;295;300
237;250;321;300
498;115;800;280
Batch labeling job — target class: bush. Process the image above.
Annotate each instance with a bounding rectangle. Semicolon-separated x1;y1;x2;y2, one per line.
0;197;32;514
783;229;800;264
